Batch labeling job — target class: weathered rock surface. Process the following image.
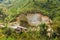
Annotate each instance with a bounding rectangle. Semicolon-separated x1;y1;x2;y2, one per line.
0;24;4;28
14;12;52;26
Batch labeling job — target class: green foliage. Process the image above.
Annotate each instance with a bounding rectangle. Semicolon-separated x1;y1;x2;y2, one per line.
0;0;60;40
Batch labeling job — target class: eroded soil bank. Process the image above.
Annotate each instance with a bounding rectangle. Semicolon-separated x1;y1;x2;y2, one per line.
6;12;52;32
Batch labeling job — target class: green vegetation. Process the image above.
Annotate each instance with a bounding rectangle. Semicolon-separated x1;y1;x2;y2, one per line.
0;0;60;40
